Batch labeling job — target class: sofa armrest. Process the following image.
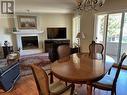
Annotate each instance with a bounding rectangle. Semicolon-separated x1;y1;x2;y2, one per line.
0;62;20;91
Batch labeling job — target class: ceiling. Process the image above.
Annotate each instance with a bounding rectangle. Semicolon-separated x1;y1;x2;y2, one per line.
15;0;77;13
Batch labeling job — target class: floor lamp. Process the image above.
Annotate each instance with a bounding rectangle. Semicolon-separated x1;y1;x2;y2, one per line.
76;32;85;53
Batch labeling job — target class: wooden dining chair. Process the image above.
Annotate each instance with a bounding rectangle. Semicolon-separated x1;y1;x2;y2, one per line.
57;44;71;59
89;41;104;59
30;64;75;95
57;44;71;85
108;52;127;75
92;52;127;95
46;45;71;84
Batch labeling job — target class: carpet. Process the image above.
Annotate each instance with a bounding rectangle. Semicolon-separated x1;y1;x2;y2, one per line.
19;53;51;76
20;53;50;66
0;53;51;76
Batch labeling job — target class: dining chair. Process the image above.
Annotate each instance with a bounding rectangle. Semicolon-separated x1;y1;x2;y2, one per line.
30;64;75;95
57;44;71;59
108;52;126;75
92;52;127;95
57;44;71;85
47;45;71;84
89;41;104;59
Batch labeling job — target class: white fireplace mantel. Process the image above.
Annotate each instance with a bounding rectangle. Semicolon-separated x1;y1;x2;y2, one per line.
13;29;44;35
13;29;44;55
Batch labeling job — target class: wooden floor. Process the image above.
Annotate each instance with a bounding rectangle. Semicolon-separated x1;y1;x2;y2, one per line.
1;68;127;95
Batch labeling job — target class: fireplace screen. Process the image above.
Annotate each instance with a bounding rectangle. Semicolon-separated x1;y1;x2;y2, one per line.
21;36;39;50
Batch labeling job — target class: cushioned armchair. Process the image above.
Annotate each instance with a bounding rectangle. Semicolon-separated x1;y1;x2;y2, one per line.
0;62;20;92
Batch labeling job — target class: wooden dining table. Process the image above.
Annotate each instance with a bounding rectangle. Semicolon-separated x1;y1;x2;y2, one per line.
51;53;115;95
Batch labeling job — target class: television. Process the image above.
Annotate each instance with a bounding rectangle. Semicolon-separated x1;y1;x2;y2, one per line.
47;27;66;39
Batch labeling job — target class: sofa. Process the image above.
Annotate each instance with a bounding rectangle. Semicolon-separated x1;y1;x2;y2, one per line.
0;62;20;92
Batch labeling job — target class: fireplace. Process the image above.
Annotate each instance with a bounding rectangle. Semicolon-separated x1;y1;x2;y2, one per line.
21;36;39;50
13;30;43;55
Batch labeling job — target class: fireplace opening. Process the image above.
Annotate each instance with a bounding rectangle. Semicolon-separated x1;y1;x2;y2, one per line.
21;36;39;50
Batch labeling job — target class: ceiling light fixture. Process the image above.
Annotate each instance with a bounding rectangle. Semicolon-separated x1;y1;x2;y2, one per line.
75;0;105;12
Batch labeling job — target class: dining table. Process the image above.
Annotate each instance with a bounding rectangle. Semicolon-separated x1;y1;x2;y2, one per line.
51;53;115;95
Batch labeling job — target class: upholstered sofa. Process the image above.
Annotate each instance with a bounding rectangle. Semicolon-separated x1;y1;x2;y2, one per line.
0;62;20;91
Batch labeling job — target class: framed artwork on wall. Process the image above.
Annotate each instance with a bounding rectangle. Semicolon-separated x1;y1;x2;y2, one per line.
18;16;37;29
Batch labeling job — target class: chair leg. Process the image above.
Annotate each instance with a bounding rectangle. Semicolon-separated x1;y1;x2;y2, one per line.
111;91;114;95
114;88;116;95
65;82;68;86
92;87;96;95
49;72;53;84
108;67;112;75
111;89;115;95
70;84;75;95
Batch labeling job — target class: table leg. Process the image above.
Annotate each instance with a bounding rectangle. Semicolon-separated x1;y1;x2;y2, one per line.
87;84;92;95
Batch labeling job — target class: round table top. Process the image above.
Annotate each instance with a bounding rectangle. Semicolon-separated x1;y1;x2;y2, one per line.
51;53;115;83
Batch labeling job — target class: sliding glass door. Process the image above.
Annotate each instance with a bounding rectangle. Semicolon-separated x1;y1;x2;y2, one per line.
106;13;122;63
95;12;127;64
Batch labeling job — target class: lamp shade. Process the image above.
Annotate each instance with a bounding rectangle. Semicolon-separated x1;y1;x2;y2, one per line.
76;32;85;39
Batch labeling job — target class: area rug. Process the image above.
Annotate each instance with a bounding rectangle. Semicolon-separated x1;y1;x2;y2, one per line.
19;53;51;76
20;53;50;66
0;53;51;76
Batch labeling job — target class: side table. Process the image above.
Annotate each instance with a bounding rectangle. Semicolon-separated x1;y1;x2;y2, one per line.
2;46;13;58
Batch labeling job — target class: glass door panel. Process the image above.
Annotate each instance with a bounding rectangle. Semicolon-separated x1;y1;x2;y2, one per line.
96;15;106;43
121;13;127;65
106;13;122;63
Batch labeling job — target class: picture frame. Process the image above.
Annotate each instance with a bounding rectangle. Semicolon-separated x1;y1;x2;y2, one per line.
17;16;37;29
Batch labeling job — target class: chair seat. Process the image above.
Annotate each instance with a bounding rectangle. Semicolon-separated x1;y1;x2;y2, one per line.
93;75;113;90
50;81;69;94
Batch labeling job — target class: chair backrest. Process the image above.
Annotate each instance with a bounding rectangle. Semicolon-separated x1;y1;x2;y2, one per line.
30;64;49;95
113;52;127;87
89;41;104;59
57;45;70;59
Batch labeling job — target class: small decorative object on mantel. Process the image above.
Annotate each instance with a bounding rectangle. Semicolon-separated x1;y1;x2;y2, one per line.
17;16;37;29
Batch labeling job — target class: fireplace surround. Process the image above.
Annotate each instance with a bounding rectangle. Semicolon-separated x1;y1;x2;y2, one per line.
13;30;43;55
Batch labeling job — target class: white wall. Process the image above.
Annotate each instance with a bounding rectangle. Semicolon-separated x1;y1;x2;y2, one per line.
0;18;13;46
0;17;16;58
80;0;127;52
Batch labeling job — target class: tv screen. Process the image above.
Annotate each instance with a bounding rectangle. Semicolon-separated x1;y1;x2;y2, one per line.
47;27;66;39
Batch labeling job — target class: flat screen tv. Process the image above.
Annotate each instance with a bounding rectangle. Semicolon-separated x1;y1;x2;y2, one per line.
47;27;66;39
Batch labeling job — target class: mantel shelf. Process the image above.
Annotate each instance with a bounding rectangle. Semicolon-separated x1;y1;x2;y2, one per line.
12;29;44;35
